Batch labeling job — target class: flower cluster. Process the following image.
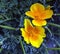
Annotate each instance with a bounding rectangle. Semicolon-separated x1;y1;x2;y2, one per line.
20;3;53;48
25;3;53;26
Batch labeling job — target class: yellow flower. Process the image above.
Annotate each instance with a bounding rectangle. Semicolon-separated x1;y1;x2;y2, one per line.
25;3;53;26
20;19;46;48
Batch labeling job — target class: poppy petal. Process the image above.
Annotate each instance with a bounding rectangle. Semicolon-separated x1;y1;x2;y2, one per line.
25;11;35;18
20;28;30;44
30;35;43;48
30;3;45;12
44;10;53;19
24;19;33;32
32;20;47;26
36;26;46;38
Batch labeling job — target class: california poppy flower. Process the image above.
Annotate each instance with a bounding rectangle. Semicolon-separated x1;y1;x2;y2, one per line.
25;3;53;26
20;19;46;48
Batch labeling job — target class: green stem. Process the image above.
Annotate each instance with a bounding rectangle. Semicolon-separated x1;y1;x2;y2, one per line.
48;23;60;28
52;38;60;47
45;48;49;54
54;14;60;16
45;26;52;36
42;43;49;54
0;48;2;52
20;39;26;54
47;48;60;50
0;18;15;23
1;14;9;19
0;25;16;30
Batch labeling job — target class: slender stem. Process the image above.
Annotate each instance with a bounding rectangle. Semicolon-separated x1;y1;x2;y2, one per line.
20;38;26;54
47;48;60;50
1;14;9;19
0;48;2;52
45;26;52;36
45;48;49;54
0;18;15;24
0;25;16;30
42;43;49;54
54;14;60;16
48;23;60;28
52;38;60;47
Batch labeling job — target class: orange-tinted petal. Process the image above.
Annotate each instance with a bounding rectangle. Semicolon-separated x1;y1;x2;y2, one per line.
30;35;43;48
32;20;47;26
35;26;46;38
24;19;33;32
30;3;45;12
20;28;30;44
44;10;53;19
25;11;35;18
